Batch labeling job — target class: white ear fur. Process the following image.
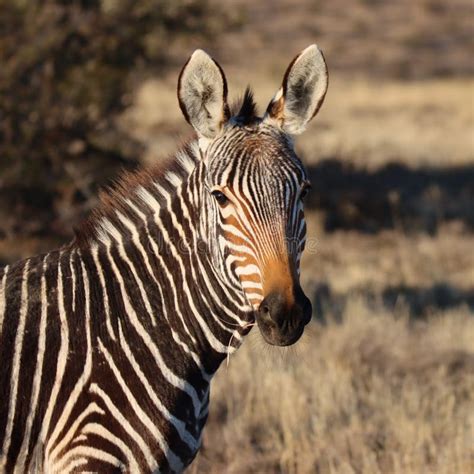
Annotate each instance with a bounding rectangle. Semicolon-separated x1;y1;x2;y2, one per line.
265;44;328;135
178;49;230;139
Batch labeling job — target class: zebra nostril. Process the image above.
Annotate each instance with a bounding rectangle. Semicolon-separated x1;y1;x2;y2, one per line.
259;293;286;327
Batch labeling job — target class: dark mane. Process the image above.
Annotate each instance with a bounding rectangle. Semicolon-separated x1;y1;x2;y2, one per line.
73;141;199;249
231;87;258;125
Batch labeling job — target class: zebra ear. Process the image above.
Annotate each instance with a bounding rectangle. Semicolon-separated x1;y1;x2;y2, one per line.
265;44;328;135
178;49;230;140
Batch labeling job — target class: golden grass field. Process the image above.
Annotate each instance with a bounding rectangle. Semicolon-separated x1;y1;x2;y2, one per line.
195;305;474;474
1;1;473;472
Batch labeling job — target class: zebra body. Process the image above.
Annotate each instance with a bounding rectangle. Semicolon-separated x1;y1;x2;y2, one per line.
0;45;328;472
0;145;249;472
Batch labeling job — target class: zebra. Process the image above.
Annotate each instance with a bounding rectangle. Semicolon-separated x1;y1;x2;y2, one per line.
0;44;328;473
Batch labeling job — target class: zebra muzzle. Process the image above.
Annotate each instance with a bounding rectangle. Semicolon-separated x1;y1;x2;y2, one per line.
256;287;312;346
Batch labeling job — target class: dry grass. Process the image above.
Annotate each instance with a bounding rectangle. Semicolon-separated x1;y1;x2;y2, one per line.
299;79;474;169
122;77;474;169
192;302;474;473
301;221;474;294
216;0;474;80
2;2;472;471
189;209;474;472
121;0;474;169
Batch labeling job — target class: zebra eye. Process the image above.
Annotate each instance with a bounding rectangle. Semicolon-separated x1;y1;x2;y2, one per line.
211;190;229;205
300;184;311;201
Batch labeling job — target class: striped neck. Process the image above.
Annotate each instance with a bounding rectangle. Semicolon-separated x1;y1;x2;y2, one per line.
73;140;255;375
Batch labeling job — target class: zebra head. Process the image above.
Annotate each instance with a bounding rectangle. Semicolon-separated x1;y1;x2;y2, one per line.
178;45;328;346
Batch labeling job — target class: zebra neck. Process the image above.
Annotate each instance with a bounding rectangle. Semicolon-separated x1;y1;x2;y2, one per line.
164;167;255;372
79;145;254;375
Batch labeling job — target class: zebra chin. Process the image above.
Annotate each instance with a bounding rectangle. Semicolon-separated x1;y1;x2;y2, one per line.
255;290;312;346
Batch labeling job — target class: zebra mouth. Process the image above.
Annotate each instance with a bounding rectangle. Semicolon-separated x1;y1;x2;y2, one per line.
256;316;306;346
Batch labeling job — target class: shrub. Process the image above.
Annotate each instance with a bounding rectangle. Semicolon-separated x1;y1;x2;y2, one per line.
0;0;223;239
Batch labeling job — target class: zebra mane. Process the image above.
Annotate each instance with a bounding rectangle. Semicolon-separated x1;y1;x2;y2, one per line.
231;87;258;125
73;141;200;248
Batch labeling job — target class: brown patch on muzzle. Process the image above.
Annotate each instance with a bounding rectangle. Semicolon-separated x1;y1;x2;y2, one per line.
261;255;296;307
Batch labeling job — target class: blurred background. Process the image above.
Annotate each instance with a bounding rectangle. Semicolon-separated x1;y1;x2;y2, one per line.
1;0;473;472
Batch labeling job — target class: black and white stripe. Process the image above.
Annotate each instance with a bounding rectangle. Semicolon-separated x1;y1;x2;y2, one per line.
0;146;245;472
